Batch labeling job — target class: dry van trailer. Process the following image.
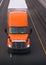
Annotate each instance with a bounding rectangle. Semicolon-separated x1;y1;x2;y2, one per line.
8;0;27;11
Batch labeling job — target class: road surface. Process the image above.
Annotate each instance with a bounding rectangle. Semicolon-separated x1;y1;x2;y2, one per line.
38;0;46;8
0;0;46;65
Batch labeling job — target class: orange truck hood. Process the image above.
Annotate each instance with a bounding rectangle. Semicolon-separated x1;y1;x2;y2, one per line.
9;34;28;41
8;12;28;27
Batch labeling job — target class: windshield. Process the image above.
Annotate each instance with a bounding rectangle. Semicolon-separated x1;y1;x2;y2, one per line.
9;27;28;34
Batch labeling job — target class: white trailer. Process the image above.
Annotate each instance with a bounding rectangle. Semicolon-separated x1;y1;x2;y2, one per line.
8;0;28;11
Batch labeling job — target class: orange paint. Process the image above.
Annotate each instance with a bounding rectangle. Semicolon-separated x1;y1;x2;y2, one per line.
8;12;28;27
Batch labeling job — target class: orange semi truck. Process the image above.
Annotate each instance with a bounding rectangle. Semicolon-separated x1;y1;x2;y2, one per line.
5;0;32;53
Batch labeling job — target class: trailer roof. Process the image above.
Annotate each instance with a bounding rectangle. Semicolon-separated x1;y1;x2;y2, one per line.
8;0;27;9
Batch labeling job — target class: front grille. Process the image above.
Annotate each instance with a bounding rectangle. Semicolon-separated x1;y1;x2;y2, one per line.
12;42;26;49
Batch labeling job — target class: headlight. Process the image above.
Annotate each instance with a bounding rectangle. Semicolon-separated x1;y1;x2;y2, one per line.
8;44;12;48
27;44;30;48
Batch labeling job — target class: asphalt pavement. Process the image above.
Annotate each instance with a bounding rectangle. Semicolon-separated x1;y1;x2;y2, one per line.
32;0;46;24
0;0;46;65
26;0;46;50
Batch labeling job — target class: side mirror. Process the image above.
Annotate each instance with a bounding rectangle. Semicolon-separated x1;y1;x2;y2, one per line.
30;29;32;33
5;29;11;42
5;29;8;35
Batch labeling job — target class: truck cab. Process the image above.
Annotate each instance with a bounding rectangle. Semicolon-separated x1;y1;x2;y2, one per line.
5;0;32;53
